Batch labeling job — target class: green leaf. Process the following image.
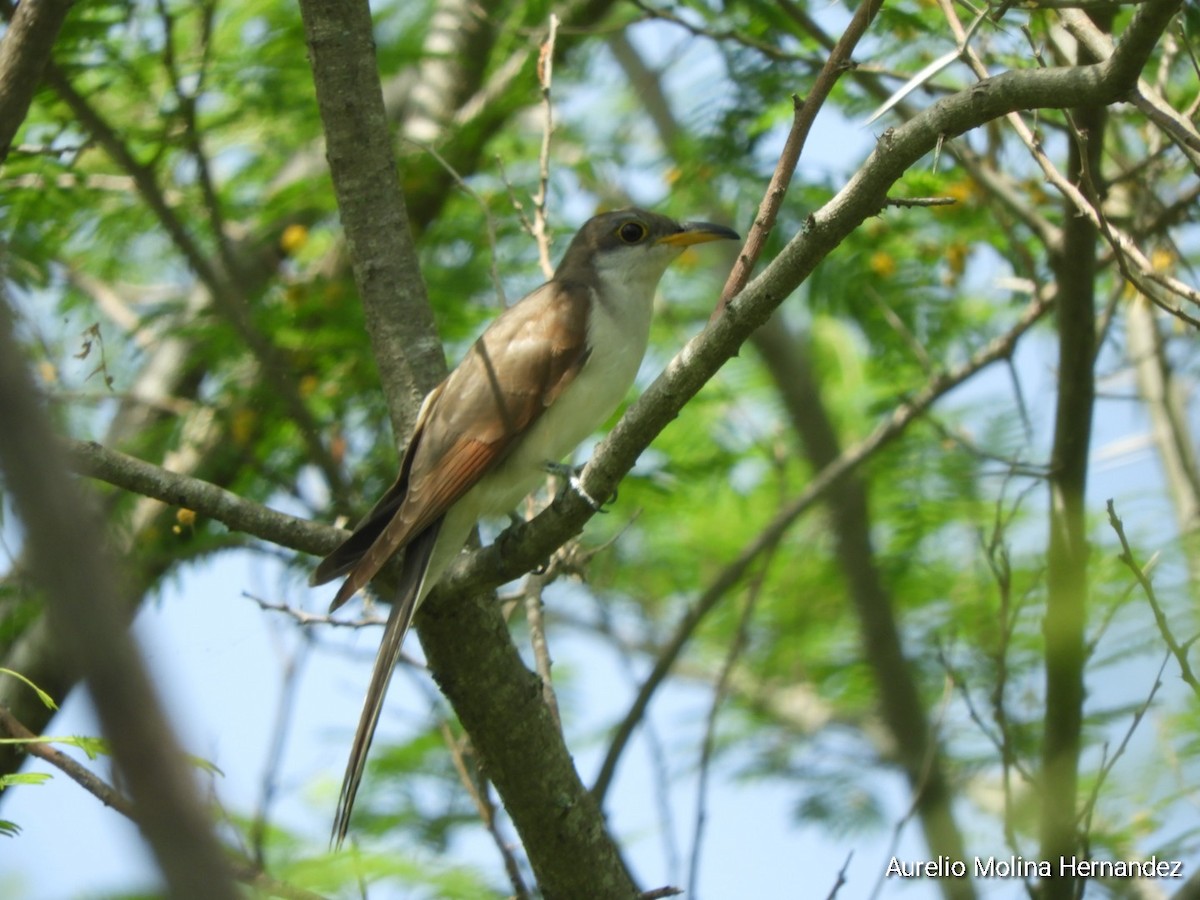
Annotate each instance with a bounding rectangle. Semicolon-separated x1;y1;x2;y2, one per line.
0;772;52;789
0;669;58;711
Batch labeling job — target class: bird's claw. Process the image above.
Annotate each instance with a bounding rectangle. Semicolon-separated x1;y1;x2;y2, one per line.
542;461;610;512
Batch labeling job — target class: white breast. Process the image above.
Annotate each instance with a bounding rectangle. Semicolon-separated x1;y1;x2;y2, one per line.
413;240;685;602
469;257;668;518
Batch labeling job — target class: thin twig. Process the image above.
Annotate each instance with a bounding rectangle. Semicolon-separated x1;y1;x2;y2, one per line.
588;576;682;877
883;196;958;208
630;0;810;63
439;722;531;899
1105;500;1200;697
0;705;134;817
44;66;352;499
712;0;886;317
824;851;854;900
865;285;934;374
0;706;324;899
944;0;1200;327
248;593;387;630
638;888;683;900
686;542;776;896
865;5;990;127
1009;0;1151;7
1078;652;1169;831
154;0;238;280
530;15;559;280
250;628;313;865
867;675;955;900
522;570;562;731
402;137;506;306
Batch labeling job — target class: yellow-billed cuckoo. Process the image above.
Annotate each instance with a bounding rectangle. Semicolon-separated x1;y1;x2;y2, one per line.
312;208;738;847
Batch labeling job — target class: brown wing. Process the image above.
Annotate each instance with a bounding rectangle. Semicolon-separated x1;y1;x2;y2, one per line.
314;279;593;611
309;387;443;589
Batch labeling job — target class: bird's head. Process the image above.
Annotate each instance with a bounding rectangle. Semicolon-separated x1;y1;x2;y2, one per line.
555;209;739;292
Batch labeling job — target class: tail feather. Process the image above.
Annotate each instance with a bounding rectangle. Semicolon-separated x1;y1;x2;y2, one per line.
330;517;442;849
310;523;385;588
310;483;410;588
326;502;424;612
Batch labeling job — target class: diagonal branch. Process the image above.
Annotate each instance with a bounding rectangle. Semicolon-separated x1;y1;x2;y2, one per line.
0;287;238;899
0;706;331;900
444;0;1182;611
0;0;73;164
1107;501;1200;698
68;439;338;559
714;0;884;315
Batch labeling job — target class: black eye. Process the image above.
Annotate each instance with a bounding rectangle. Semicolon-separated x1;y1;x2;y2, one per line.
617;221;648;244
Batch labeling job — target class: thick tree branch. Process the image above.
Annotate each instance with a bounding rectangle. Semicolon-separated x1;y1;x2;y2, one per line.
0;292;238;898
296;2;639;896
1038;15;1110;891
298;0;447;436
0;0;72;164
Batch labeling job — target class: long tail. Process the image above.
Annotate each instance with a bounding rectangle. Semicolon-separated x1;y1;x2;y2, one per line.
330;519;441;848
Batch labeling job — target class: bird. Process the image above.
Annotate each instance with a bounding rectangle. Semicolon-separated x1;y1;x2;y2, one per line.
312;207;739;847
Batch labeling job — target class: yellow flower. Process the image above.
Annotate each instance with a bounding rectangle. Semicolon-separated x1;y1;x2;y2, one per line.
280;223;309;255
173;508;197;535
869;251;897;278
1150;247;1173;272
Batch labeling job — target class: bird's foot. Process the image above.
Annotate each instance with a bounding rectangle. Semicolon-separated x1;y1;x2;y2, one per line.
542;461;612;512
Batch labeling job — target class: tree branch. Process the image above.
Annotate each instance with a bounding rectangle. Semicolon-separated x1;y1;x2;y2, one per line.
0;0;71;164
0;705;331;900
443;0;1182;617
299;0;447;437
754;317;972;899
68;439;337;558
1038;14;1110;889
1106;501;1200;697
0;289;238;898
715;0;884;315
0;706;135;819
592;287;1054;806
296;1;638;895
